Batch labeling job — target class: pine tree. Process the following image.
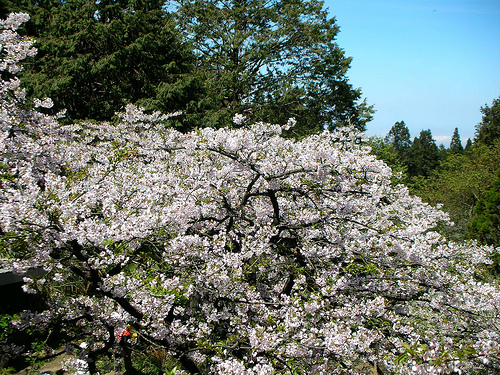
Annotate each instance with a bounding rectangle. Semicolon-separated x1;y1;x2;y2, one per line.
467;171;500;246
9;0;201;125
174;0;373;135
386;120;411;151
408;129;440;177
465;138;473;153
383;121;412;173
475;96;500;146
449;127;463;154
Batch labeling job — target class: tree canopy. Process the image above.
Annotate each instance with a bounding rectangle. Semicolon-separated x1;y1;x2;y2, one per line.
449;127;463;154
385;120;412;154
412;141;500;241
475;96;500;146
370;120;500;243
5;0;201;126
467;171;500;247
172;0;373;135
4;0;373;134
1;15;500;375
407;129;440;178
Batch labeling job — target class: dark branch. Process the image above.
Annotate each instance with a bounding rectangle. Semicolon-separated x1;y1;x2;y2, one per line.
268;189;280;226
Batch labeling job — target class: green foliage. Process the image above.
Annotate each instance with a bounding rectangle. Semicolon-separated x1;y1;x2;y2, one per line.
398;341;480;373
369;101;500;248
0;1;18;24
385;120;412;155
164;366;178;375
449;127;463;154
407;129;440;178
372;124;442;185
367;136;408;183
467;171;500;246
9;0;201;127
344;260;379;276
7;0;371;134
464;138;473;152
0;314;56;374
174;0;373;135
371;102;499;245
0;314;15;345
129;346;186;375
0;367;15;375
412;140;500;241
25;338;47;372
475;96;500;146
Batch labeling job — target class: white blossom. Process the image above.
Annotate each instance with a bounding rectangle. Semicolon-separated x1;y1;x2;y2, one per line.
1;12;499;375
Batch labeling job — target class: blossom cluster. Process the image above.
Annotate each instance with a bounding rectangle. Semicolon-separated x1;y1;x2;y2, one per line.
1;13;499;375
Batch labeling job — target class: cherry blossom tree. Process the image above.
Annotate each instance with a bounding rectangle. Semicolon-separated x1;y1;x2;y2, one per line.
1;14;500;375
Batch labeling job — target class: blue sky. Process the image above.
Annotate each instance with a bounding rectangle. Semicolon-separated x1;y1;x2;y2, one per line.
324;0;500;146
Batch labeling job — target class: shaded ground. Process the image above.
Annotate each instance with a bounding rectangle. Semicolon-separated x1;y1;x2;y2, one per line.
15;353;72;375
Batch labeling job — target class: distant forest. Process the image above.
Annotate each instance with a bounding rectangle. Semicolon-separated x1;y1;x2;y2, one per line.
369;97;500;248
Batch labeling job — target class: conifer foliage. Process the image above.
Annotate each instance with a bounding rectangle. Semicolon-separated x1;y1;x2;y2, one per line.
468;171;500;247
174;0;373;135
475;97;500;146
7;0;372;134
6;0;200;124
407;129;440;178
449;127;463;154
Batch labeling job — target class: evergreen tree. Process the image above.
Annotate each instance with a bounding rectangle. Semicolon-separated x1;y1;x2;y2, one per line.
368;136;408;184
0;1;12;18
411;140;500;241
8;0;201;125
408;129;439;178
465;138;473;153
449;127;463;154
174;0;373;135
467;171;500;247
385;121;412;152
384;120;412;165
475;96;500;146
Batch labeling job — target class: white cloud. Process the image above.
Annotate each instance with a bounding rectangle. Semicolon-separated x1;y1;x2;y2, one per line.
434;135;451;146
